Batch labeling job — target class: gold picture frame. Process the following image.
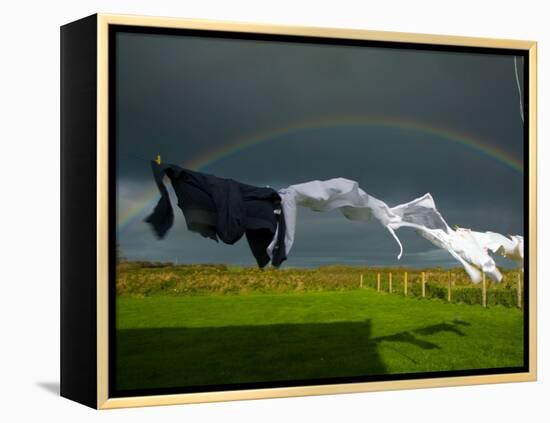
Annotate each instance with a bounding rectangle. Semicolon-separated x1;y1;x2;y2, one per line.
60;13;537;409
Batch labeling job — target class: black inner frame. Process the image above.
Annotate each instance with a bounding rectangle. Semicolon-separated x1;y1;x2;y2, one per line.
107;24;530;399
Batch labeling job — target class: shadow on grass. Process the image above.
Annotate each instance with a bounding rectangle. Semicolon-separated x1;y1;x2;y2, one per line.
413;322;466;337
372;332;441;350
115;320;469;392
368;322;470;364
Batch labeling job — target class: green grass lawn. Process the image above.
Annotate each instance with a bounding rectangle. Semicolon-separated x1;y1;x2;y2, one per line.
115;289;524;392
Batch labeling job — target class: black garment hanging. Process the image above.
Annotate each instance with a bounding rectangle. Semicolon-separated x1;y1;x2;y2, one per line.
145;161;287;267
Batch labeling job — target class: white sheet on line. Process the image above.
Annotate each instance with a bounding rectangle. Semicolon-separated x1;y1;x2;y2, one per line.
268;178;522;283
467;230;524;268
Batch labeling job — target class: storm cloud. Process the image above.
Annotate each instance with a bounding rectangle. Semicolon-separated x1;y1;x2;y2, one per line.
114;30;525;268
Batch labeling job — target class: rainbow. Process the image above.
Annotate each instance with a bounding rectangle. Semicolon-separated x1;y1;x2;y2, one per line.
117;115;523;232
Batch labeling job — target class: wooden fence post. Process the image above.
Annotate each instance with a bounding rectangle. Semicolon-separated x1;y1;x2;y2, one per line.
447;271;452;302
482;272;487;308
360;273;363;289
377;273;381;292
389;272;392;294
421;272;426;297
404;272;408;296
517;272;522;309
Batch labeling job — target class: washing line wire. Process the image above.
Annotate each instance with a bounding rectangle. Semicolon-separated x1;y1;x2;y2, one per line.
513;56;524;123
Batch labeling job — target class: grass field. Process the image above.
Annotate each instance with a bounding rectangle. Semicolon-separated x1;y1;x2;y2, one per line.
115;288;524;392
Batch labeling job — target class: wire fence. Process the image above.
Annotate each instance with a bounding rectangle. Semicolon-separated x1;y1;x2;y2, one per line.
358;270;523;308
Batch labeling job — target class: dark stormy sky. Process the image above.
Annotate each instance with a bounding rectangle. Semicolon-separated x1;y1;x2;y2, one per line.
115;31;525;269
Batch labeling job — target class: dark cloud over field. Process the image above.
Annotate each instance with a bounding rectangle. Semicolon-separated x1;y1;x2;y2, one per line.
115;31;525;268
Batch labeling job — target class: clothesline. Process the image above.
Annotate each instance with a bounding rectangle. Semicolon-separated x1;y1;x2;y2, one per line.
144;161;524;283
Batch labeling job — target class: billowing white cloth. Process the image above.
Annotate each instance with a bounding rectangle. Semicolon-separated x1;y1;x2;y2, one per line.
268;178;403;262
387;195;503;283
267;178;521;284
467;230;524;268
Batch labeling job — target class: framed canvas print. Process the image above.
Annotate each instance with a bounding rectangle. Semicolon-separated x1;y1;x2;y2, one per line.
60;13;537;409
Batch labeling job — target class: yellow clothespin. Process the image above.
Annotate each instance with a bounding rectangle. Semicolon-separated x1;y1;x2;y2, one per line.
155;154;161;165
